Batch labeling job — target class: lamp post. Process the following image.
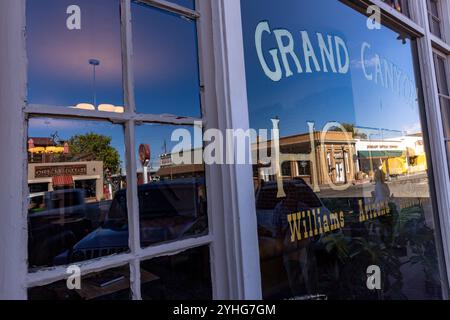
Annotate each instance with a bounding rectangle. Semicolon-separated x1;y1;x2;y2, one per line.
89;59;100;109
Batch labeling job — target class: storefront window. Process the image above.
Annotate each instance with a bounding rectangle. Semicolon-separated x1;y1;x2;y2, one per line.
241;0;444;299
433;52;450;172
27;117;128;270
23;0;211;300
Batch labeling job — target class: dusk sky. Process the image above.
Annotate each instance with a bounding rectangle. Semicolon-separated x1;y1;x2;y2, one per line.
28;0;424;169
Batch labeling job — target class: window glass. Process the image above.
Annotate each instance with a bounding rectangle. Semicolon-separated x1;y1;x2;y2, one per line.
380;0;410;17
167;0;195;10
28;118;128;270
27;0;124;110
134;124;208;248
141;246;212;299
131;1;201;117
441;97;450;137
242;0;444;300
434;54;449;97
28;266;131;300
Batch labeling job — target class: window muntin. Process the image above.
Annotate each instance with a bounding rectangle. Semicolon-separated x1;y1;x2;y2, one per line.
241;0;444;300
27;117;128;270
26;0;124;110
131;1;201;117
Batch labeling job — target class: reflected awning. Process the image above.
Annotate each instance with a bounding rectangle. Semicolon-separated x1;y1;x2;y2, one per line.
52;175;74;187
358;151;404;158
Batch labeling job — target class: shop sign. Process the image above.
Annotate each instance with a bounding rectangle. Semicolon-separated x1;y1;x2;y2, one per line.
35;165;87;178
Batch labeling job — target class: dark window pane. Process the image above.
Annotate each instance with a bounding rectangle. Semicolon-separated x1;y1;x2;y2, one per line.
427;0;440;17
131;1;201;117
242;0;444;300
26;0;124;109
427;0;442;38
168;0;195;10
27;118;128;270
135;124;208;248
430;16;442;38
28;266;131;300
141;246;211;300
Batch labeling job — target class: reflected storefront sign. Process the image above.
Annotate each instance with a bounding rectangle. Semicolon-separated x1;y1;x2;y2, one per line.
242;0;445;300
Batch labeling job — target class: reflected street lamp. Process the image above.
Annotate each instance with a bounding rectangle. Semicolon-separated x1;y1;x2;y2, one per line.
89;59;100;109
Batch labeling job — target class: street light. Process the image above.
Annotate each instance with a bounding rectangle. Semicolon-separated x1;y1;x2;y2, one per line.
89;59;100;109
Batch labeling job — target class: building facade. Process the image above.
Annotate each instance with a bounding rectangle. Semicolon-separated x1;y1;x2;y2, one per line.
1;0;450;300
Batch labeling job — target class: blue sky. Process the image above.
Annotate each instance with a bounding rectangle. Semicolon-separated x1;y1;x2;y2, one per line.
28;0;424;169
241;0;422;138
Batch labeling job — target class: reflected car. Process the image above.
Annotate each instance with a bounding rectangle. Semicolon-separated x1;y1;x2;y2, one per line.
56;178;208;265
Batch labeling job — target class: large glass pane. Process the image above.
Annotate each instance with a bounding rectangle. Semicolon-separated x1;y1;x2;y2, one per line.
131;1;201;117
241;0;444;300
27;0;124;110
434;54;449;97
28;266;131;300
141;246;212;300
134;124;208;248
27;118;128;270
427;0;442;38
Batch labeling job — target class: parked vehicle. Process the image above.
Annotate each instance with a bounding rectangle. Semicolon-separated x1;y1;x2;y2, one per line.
55;178;208;265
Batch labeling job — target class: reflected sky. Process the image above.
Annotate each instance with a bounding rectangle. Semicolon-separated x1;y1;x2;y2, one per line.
241;0;422;138
27;0;123;107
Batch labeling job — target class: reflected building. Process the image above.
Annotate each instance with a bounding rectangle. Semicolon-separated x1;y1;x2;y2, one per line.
254;131;357;187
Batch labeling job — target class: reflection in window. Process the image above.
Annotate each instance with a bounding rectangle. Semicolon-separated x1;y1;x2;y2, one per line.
166;0;195;10
28;266;131;300
131;0;201;117
27;0;124;109
27;118;128;270
135;124;208;248
427;0;442;38
141;246;212;300
242;0;444;300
